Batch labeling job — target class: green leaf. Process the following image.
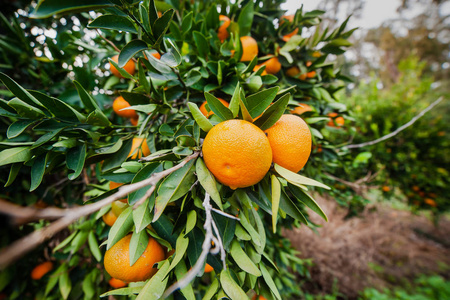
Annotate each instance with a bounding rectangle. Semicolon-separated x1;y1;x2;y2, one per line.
239;91;253;122
235;224;251;241
0;147;32;167
30;91;86;122
329;38;352;47
161;39;182;67
153;9;175;46
271;175;281;233
30;0;112;18
133;197;154;233
152;214;177;247
259;264;281;300
8;98;46;118
181;11;193;34
229;82;240;117
274;164;330;190
204;92;234;121
202;278;219;300
32;127;65;149
288;183;328;221
108;58;135;79
239;211;261;249
245;87;279;119
130;230;150;266
7;119;36;139
250;206;266;254
237;1;254;37
4;163;21;187
82;269;98;299
107;207;134;250
59;267;72;300
212;212;236;250
88;15;137;34
164;235;189;277
143;50;172;74
119;40;148;67
66;144;86;180
195;158;223;210
220;269;248;300
185;210;197;236
279;189;308;225
253;93;290;130
188;102;213;132
175;261;195;300
88;231;102;262
193;31;210;58
100;286;143;297
230;240;261;277
136;260;170;300
0;73;44;108
153;159;196;222
30;153;49;191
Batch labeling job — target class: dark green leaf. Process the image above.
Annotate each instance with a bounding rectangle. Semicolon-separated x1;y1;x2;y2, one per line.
66;144;86;180
0;73;44;108
253;93;290;130
204;92;234;121
289;183;328;221
133;197;154;233
8;98;46;118
245;87;279;119
30;91;86;122
130;230;150;266
153;9;175;46
152;214;177;247
196;158;223;210
119;40;148;67
0;147;32;167
107;207;134;250
30;153;49;191
88;15;137;34
7;119;36;139
4;163;21;187
237;1;254;37
193;31;209;58
279;189;308;225
30;0;112;19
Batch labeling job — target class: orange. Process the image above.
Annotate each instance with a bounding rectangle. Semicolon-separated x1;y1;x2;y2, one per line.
199;98;229;117
104;234;165;282
312;51;321;58
202;120;272;189
290;104;312;115
130;117;138;126
110;54;135;78
280;15;299;42
103;210;118;226
286;66;300;77
113;96;138;119
218;15;231;42
382;186;390;192
253;64;268;75
412;185;420;192
299;73;307;80
265;114;312;173
327;113;344;127
260;57;282;74
252;295;267;300
109;278;127;289
240;36;258;62
204;263;214;273
144;51;161;60
31;261;53;280
109;182;127;203
307;70;316;78
129;137;151;159
424;198;437;207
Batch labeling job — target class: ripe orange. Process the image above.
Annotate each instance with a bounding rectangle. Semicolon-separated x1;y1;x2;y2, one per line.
110;54;135;78
290;104;312;115
412;185;420;192
218;15;231;42
280;15;299;42
113;96;138;119
204;263;214;273
286;66;300;77
104;234;165;282
382;186;390;192
260;57;282;74
307;70;316;78
252;295;267;300
109;182;127;203
129;137;151;159
109;278;127;289
424;198;437;207
265;114;312;173
31;261;53;280
144;51;161;60
240;36;258;62
253;64;268;75
130;117;138;126
103;210;118;226
199;98;229;117
202;120;272;190
327;113;344;127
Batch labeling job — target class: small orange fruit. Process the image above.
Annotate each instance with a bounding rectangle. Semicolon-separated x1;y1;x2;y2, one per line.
110;55;135;78
382;186;390;192
290;104;313;115
109;182;127;203
327;113;344;127
412;185;420;192
144;51;161;60
130;117;138;126
204;263;214;273
252;295;268;300
260;57;282;74
199;98;229;117
129;137;151;159
31;261;53;280
285;66;300;77
113;96;138;119
239;36;258;62
102;210;118;226
424;198;437;207
202;120;272;189
104;235;165;282
253;64;268;75
218;15;231;42
265;114;312;173
109;278;127;289
307;70;316;78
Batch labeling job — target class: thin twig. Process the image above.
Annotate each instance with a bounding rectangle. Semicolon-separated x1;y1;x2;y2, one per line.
342;97;444;149
0;152;199;270
211;219;226;269
211;207;240;221
95;29;121;53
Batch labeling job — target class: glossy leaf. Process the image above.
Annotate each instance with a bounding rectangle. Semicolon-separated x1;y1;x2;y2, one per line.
220;269;248;300
193;31;209;58
128;162;163;205
119;40;148;67
195;158;223;210
130;230;150;266
230;240;261;277
164;235;189;277
88;15;137;34
253;93;290;130
0;147;32;167
66;144;86;180
107;207;134;250
185;210;197;236
30;153;49;191
271;175;281;233
279;189;308;225
289;183;328;221
205;92;234;121
8;98;46;118
136;260;170;300
4;163;21;187
7;119;36;139
274;164;331;190
245;87;279;119
188;102;213;132
229;82;240;117
133;197;154;233
0;73;44;108
237;1;254;37
30;0;112;18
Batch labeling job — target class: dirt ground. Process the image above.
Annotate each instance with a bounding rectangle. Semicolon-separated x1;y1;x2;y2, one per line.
285;194;450;299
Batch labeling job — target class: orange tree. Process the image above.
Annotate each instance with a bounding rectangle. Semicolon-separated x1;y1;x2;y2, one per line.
0;0;355;299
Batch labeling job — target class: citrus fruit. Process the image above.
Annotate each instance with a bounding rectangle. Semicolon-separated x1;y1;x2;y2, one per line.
111;200;128;216
113;96;138;119
202;120;272;189
104;234;165;282
102;210;118;226
199;98;229;117
252;295;267;300
130;117;138;126
424;198;437;207
110;54;135;78
204;263;214;273
253;64;268;75
31;261;53;280
280;15;299;42
307;70;316;78
286;66;300;77
218;15;231;42
382;186;390;192
109;181;127;202
128;137;151;159
327;113;344;127
290;104;312;115
144;51;161;60
265;114;312;173
239;36;258;62
109;278;127;289
261;57;282;74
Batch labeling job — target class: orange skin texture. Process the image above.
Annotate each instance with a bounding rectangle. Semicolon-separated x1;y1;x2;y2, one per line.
129;138;151;159
256;57;281;74
265;115;312;173
113;96;138;119
31;261;53;280
102;210;118;226
204;263;214;273
218;15;231;42
110;55;135;78
240;36;259;62
199;98;229;117
290;104;313;115
109;278;127;289
327;112;344;127
382;186;391;192
202;120;272;190
104;235;165;282
130;117;138;126
307;70;316;78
